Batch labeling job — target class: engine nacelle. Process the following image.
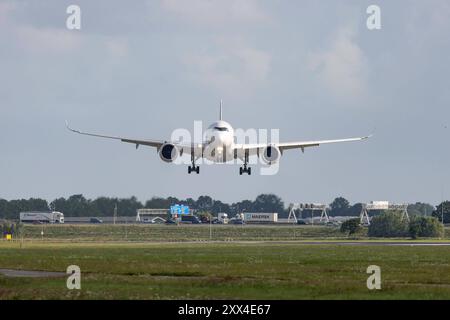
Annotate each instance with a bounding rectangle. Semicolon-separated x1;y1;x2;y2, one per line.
261;145;281;165
158;143;179;163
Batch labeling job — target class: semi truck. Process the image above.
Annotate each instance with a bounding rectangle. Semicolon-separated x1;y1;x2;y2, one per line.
217;213;229;224
19;211;65;224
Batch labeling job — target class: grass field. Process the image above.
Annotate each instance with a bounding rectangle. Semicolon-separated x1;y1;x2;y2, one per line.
1;241;450;299
1;225;450;300
15;224;450;242
18;224;347;242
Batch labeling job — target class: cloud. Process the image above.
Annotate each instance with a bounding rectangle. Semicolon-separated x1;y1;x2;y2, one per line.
405;0;450;48
160;0;270;26
1;4;128;59
182;37;271;95
15;25;84;54
104;37;129;59
308;26;368;101
0;1;15;26
158;1;272;96
0;2;83;55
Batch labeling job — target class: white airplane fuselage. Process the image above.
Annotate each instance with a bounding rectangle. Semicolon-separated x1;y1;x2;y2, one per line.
204;120;235;163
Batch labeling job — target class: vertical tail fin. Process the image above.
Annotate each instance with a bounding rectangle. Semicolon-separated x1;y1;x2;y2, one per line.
220;99;223;120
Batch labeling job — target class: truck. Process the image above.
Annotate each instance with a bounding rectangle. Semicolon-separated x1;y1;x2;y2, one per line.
19;211;65;224
243;212;278;224
217;213;229;224
228;213;245;224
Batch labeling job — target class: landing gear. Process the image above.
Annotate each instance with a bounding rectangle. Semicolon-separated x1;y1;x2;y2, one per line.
239;151;251;175
188;152;199;174
239;166;251;175
188;165;199;174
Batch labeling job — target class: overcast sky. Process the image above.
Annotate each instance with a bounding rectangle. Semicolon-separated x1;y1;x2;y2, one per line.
0;0;449;206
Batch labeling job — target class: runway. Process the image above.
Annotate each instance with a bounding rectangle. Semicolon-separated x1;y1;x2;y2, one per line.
180;240;450;246
99;240;450;246
284;241;450;246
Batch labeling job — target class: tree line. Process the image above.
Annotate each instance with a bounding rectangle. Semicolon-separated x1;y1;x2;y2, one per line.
326;197;436;217
0;194;448;222
0;194;285;219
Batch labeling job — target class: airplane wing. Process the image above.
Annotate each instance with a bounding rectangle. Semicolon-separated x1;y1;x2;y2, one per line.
66;121;165;148
66;122;204;157
276;135;372;151
236;135;371;153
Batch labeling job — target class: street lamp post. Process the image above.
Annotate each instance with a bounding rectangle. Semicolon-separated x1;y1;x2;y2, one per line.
209;216;212;240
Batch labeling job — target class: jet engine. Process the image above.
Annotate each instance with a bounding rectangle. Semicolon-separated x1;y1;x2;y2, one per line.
261;145;281;165
158;143;179;163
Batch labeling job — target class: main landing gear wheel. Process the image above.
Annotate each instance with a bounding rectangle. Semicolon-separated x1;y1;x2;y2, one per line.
240;166;251;175
188;165;200;174
239;151;251;175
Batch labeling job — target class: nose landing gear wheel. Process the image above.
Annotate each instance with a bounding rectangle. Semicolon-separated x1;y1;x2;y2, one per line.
188;152;200;174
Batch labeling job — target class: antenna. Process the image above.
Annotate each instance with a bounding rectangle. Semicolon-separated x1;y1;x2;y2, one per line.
220;100;223;120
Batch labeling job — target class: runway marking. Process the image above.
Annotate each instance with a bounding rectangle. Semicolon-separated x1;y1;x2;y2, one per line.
0;269;65;278
2;240;450;247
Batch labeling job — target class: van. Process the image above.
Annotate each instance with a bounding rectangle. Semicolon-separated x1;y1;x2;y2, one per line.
180;215;201;224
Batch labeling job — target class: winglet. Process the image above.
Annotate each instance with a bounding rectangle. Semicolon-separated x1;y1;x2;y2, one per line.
65;120;80;134
364;127;376;140
220;99;223;120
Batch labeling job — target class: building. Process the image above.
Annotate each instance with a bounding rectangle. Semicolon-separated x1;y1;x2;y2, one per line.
136;209;168;224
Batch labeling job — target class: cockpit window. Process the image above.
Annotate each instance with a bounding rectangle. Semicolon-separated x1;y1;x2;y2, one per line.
214;127;228;132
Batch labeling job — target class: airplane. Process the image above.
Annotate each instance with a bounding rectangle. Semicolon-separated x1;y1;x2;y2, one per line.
66;101;371;175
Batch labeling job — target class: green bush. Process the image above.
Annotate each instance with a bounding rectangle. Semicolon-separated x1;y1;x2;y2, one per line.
409;216;444;239
368;212;408;237
431;201;450;224
340;218;362;236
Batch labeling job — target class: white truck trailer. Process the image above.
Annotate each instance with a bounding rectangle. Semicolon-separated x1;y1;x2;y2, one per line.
243;212;278;223
20;211;65;224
